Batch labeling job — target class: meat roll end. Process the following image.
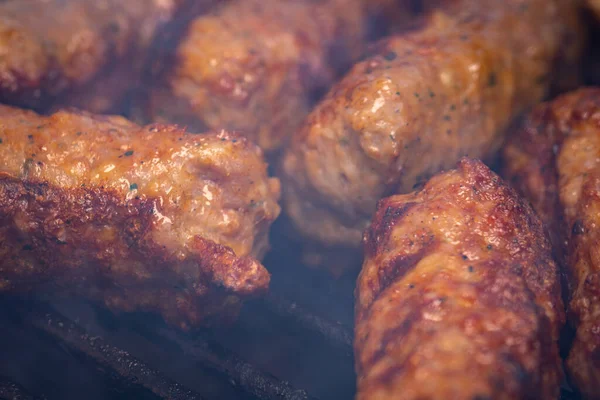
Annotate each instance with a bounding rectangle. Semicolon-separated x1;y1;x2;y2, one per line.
0;105;280;329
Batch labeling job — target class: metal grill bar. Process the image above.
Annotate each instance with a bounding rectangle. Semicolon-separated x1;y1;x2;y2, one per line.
9;297;318;400
86;302;318;400
95;296;354;400
157;328;315;400
10;301;204;400
0;376;43;400
262;294;353;351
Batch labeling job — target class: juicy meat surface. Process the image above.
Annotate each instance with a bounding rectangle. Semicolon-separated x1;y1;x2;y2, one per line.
502;88;600;399
0;105;281;329
355;159;564;400
281;0;583;274
142;0;419;152
0;0;214;114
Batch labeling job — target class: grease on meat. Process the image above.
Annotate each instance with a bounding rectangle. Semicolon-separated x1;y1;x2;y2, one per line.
0;105;280;329
502;88;600;398
281;0;583;275
356;159;564;400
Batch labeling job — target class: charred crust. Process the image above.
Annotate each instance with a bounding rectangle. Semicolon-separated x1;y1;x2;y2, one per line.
364;200;417;257
191;236;270;295
369;309;421;369
376;243;435;302
0;173;271;327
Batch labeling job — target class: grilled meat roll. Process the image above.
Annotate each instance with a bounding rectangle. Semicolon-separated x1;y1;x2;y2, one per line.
141;0;420;153
503;88;600;399
0;105;280;329
0;0;215;114
355;159;564;400
281;0;583;275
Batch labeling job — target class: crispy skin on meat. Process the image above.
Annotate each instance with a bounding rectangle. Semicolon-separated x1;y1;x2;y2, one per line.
355;159;564;400
502;88;600;399
142;0;420;152
0;105;281;329
281;0;583;275
0;0;214;114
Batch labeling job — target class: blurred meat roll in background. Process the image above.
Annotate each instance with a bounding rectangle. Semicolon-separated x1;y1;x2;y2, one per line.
356;159;564;400
588;0;600;20
0;0;217;115
0;105;280;329
138;0;424;153
503;88;600;399
280;0;583;275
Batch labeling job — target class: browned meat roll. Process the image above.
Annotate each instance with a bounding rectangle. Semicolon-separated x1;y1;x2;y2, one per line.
356;159;564;400
280;0;583;275
0;0;216;114
0;105;280;329
141;0;422;153
502;87;600;399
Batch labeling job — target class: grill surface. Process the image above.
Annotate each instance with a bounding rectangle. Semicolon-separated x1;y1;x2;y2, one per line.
0;229;358;400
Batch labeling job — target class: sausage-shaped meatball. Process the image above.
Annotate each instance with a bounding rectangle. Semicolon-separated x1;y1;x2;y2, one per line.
356;159;564;400
502;88;600;399
0;105;281;329
281;0;583;275
0;0;215;114
142;0;420;152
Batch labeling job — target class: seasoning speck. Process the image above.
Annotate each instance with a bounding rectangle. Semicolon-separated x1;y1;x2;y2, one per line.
488;72;497;87
468;265;474;272
130;183;138;191
384;51;397;61
487;244;493;250
109;21;120;33
124;150;134;157
572;220;585;235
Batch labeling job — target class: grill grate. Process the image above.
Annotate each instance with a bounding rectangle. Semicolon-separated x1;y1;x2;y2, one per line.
0;287;584;400
0;290;353;400
0;215;584;400
0;376;44;400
